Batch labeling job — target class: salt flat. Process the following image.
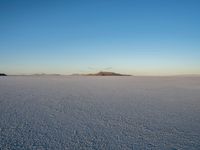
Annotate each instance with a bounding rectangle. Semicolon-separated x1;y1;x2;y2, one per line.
0;76;200;149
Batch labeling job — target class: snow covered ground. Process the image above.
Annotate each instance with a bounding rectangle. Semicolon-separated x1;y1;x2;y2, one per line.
0;76;200;149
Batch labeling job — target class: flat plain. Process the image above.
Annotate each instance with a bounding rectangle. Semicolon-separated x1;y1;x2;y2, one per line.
0;76;200;149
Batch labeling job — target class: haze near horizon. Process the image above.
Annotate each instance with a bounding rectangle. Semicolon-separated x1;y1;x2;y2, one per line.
1;0;200;75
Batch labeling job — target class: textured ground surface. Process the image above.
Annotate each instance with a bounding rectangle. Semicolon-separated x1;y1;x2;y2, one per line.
0;76;200;149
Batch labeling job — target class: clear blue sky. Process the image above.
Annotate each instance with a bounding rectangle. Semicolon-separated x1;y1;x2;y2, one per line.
1;0;200;75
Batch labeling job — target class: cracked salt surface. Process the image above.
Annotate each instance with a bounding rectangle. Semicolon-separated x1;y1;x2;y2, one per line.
0;76;200;149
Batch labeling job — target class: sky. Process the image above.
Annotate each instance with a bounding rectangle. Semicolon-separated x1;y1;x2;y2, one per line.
0;0;200;75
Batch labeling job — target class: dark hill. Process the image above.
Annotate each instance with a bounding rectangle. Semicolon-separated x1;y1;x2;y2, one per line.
86;71;131;76
0;73;7;76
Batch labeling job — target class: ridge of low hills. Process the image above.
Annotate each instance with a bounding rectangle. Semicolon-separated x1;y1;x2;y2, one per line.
86;71;131;76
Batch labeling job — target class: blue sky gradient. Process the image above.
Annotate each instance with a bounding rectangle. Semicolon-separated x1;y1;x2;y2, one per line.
1;0;200;75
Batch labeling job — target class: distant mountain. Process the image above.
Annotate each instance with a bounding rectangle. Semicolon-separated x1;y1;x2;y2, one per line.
0;73;7;76
86;71;131;76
